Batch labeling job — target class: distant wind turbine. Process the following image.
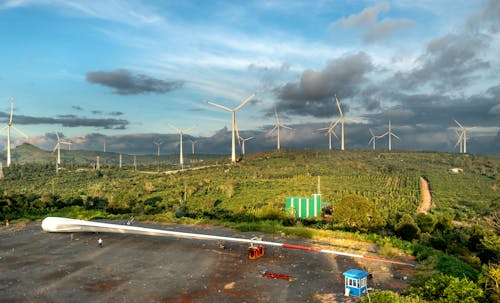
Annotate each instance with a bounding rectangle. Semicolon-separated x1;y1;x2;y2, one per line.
53;131;71;165
0;99;28;167
368;128;382;150
379;120;400;151
317;122;338;150
206;93;256;163
238;136;254;156
103;139;106;153
169;124;195;169
454;119;472;153
153;140;162;157
331;95;360;151
268;109;293;150
190;140;197;155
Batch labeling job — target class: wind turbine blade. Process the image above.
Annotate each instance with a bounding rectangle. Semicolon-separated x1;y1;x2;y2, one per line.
281;124;293;130
274;109;280;125
168;123;180;133
184;125;196;133
379;131;389;138
11;125;28;138
267;125;277;136
52;144;58;153
345;117;362;123
369;128;374;136
317;127;329;131
55;131;60;141
392;133;401;140
233;93;256;111
246;136;254;141
0;125;8;132
335;95;343;117
206;100;232;112
330;119;340;130
368;137;374;145
234;119;241;145
454;119;464;129
331;129;338;138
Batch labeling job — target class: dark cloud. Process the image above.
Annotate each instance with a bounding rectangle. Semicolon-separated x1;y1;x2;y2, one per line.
467;0;500;33
109;111;124;116
392;33;490;92
91;110;102;115
72;105;83;111
86;69;184;95
0;112;129;129
334;2;415;43
273;52;373;117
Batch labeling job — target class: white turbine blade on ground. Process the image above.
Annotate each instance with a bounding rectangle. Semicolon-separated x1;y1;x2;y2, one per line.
233;93;256;111
11;125;28;138
206;100;232;112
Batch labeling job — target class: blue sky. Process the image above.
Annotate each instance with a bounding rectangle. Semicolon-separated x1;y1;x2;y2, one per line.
0;0;499;155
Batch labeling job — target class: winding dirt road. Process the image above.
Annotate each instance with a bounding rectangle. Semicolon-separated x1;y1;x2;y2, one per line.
417;177;432;213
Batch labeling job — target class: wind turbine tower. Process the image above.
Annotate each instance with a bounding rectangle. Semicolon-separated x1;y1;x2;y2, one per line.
239;136;254;156
206;93;255;163
169;124;195;169
153;140;162;157
380;120;400;151
190;140;197;155
454;119;470;153
1;99;28;167
317;122;338;150
53;131;71;165
368;128;382;150
269;109;293;150
332;96;360;151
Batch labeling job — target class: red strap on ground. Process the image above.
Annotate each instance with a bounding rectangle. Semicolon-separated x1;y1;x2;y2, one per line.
261;271;294;281
282;243;321;252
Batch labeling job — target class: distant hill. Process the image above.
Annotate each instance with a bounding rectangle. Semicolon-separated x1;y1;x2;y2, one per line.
3;143;223;166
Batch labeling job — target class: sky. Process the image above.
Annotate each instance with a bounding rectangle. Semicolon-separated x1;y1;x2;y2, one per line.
0;0;499;156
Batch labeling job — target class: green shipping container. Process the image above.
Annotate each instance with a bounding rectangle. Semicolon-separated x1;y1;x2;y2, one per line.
285;194;322;218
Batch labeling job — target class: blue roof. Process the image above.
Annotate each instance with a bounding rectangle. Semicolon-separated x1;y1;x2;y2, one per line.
343;269;369;279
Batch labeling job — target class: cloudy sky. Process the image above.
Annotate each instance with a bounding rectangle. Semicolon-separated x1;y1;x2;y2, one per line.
0;0;499;155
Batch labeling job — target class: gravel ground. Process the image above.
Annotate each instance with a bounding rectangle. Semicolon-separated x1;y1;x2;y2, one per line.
0;220;413;303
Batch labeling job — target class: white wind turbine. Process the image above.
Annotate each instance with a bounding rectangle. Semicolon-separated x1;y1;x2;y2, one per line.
317;122;338;150
206;93;256;163
169;124;195;169
238;136;254;156
379;120;400;151
454;119;471;153
268;109;293;150
189;140;197;155
153;140;162;156
53;131;71;165
332;95;360;151
454;130;464;153
0;99;28;167
368;128;382;150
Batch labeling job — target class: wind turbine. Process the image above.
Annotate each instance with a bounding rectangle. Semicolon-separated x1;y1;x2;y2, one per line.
103;139;106;153
53;131;71;165
0;99;28;167
189;140;197;155
206;93;256;163
454;130;464;153
331;95;360;151
317;122;338;150
153;140;162;156
238;136;254;156
268;109;293;150
169;124;195;169
368;128;382;150
454;119;470;153
379;120;400;151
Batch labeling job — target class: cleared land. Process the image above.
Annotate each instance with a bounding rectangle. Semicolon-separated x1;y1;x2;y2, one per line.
1;221;413;303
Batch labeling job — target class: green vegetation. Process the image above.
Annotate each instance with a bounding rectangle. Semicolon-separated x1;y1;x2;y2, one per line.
1;148;499;302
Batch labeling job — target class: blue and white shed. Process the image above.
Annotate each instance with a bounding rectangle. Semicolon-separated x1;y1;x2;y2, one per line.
343;269;369;297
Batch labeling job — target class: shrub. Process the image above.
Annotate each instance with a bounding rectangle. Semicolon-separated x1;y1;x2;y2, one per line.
395;214;421;241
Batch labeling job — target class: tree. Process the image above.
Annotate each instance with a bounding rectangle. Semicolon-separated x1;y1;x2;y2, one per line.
395;214;420;241
332;195;384;232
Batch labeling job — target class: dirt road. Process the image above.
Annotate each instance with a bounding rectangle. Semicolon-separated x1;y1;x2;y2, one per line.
417;177;432;213
1;221;413;302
